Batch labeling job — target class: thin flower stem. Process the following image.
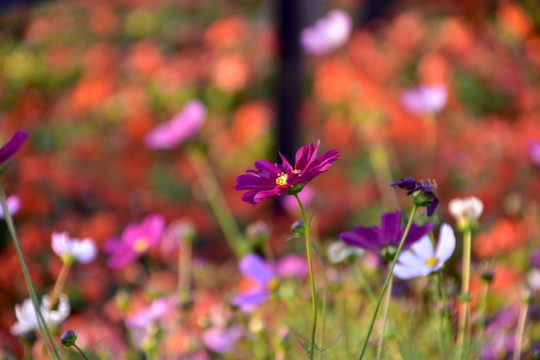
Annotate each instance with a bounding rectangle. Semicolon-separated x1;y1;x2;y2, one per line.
178;236;192;305
294;193;317;360
513;297;529;360
376;276;393;360
353;264;377;304
0;182;61;360
187;149;244;258
358;204;418;360
73;344;90;360
311;239;328;360
477;280;489;344
457;228;472;359
50;262;71;308
435;272;449;359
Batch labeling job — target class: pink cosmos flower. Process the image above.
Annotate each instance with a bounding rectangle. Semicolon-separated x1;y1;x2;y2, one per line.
234;140;339;205
401;84;447;115
104;214;166;269
0;195;21;219
144;100;206;149
301;10;353;56
125;296;177;328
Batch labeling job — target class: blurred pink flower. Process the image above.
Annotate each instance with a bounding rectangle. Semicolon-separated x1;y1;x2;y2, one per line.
401;84;447;115
144;100;206;149
0;195;21;219
125;296;177;328
301;10;353;56
202;324;244;354
528;139;540;166
280;185;314;213
104;214;166;269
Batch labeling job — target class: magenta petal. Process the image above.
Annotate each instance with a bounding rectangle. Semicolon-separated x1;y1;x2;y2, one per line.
0;130;28;164
380;211;401;244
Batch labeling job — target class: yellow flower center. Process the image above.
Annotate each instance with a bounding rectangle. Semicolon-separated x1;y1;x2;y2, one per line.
268;279;279;292
275;173;288;186
425;257;438;267
134;238;149;253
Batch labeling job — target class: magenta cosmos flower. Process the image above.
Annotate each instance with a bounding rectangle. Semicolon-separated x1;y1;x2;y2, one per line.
234;140;340;205
144;100;206;149
339;210;433;261
104;214;166;269
0;129;28;165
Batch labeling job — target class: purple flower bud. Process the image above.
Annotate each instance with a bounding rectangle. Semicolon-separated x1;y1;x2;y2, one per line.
0;129;27;165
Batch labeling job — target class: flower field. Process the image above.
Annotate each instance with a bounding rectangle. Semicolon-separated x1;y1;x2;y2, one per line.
0;0;539;359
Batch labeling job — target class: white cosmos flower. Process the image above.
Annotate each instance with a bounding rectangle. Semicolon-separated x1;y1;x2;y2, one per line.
448;196;483;228
393;223;456;279
51;232;97;265
11;294;71;336
327;241;364;264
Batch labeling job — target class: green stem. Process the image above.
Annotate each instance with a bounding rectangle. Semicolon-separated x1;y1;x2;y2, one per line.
358;204;418;360
73;344;90;360
477;280;489;344
376;276;393;360
294;193;317;359
316;241;328;360
50;262;71;308
457;228;472;359
435;272;449;359
513;297;529;360
177;237;192;305
0;182;61;360
187;149;244;258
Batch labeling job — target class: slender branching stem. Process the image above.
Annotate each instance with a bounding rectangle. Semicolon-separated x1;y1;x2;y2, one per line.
294;193;317;359
376;276;393;360
178;236;192;305
513;296;529;360
73;344;90;360
358;204;418;360
0;182;61;359
187;149;244;258
50;262;70;308
477;280;490;344
457;228;472;359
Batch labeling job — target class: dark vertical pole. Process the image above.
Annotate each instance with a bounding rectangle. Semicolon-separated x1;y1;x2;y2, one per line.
276;0;302;163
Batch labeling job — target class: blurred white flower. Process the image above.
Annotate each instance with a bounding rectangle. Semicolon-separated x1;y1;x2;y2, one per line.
11;294;71;336
0;194;21;219
393;223;455;279
301;10;352;56
51;232;97;265
448;196;483;229
327;241;364;264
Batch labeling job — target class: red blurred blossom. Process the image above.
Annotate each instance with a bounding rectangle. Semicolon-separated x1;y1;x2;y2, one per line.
473;219;527;259
204;16;247;51
212;55;249;92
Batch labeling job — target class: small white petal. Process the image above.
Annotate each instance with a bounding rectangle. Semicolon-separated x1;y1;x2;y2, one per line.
409;235;435;261
434;223;456;269
74;239;97;263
